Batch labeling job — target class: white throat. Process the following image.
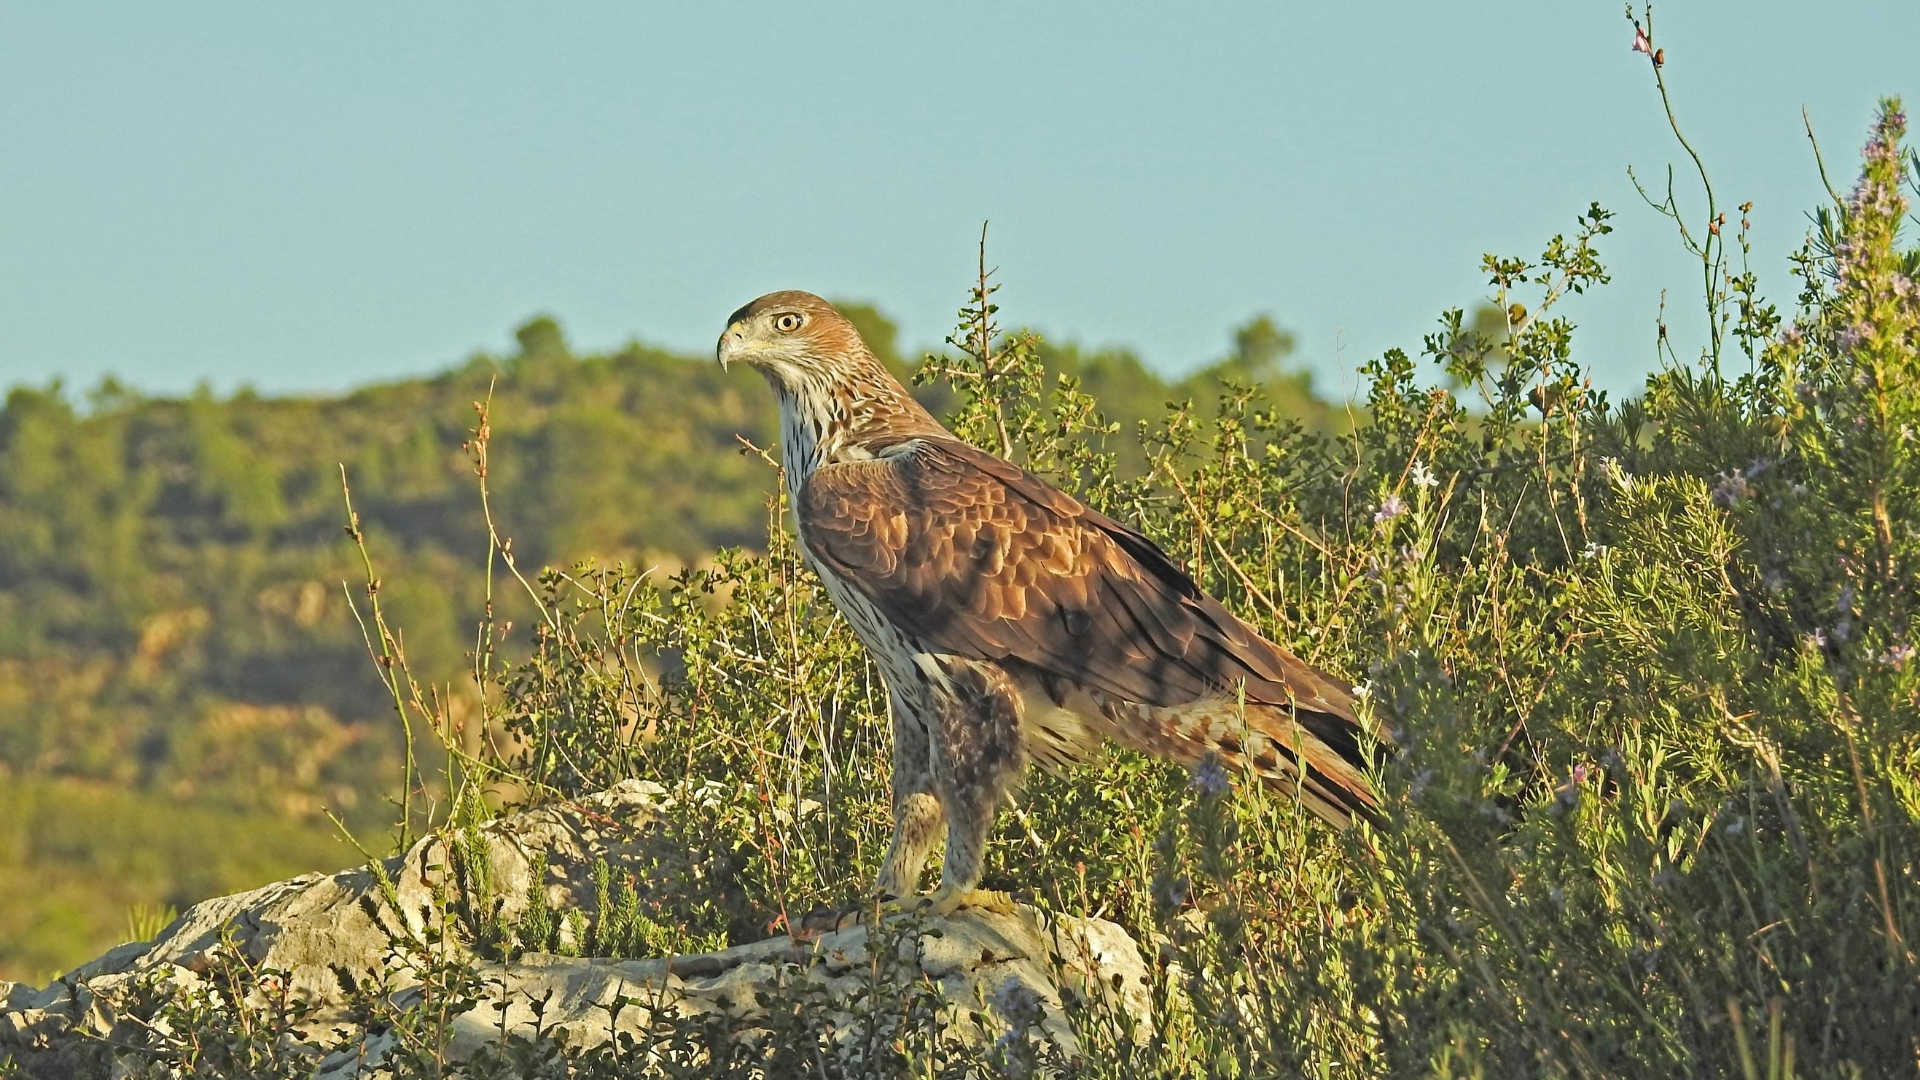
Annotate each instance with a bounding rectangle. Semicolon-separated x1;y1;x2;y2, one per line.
764;360;916;502
774;374;851;499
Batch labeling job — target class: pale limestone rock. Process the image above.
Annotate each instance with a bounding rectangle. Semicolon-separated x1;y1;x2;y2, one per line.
2;779;1150;1077
1;781;668;1057
319;905;1148;1076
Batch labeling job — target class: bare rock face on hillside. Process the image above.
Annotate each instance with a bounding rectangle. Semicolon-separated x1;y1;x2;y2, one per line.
0;780;1150;1077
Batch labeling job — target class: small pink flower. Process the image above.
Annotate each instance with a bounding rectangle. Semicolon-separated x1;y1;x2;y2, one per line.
1711;469;1751;508
1632;27;1652;55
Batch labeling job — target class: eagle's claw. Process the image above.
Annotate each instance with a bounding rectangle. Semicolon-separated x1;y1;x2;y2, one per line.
883;885;1016;918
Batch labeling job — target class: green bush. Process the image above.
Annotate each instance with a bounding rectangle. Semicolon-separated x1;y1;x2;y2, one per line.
40;61;1918;1080
317;91;1920;1075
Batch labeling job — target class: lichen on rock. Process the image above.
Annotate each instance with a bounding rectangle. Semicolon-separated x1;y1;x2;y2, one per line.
0;780;1149;1077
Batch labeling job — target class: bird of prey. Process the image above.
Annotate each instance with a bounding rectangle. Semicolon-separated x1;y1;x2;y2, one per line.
718;290;1385;916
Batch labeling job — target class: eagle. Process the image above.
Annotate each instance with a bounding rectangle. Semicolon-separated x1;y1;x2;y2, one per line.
718;291;1385;916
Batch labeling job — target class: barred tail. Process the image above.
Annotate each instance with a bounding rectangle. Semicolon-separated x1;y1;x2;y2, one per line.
1111;693;1391;829
1242;702;1388;829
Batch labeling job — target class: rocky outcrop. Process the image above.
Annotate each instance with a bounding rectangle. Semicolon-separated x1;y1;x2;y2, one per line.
0;780;1150;1076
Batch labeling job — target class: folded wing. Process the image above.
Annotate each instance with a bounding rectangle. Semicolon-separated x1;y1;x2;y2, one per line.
797;437;1359;726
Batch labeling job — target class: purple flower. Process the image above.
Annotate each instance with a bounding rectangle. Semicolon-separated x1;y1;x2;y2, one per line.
1409;768;1436;799
1153;873;1191;910
1189;754;1230;798
990;978;1044;1029
1711;469;1751;508
1555;766;1588;813
1631;26;1652;55
1845;108;1912;222
1373;494;1407;524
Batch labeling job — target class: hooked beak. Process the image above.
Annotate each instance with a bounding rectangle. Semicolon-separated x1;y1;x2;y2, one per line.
716;322;747;372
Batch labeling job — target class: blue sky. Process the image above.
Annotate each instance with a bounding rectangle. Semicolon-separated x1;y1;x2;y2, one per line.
3;2;1915;403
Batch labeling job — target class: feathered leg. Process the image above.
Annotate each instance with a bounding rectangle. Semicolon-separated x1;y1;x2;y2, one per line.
912;659;1024;916
875;687;944;900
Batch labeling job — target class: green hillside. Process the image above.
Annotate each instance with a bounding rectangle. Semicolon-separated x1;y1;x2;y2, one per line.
0;302;1337;980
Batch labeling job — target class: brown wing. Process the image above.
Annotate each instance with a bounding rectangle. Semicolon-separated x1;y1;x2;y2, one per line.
796;437;1357;724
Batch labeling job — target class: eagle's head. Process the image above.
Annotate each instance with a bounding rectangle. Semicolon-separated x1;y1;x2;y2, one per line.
716;290;878;387
718;289;946;462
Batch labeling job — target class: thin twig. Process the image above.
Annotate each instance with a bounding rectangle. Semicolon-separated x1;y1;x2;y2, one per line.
975;221;1015;460
340;467;419;848
1803;107;1843;205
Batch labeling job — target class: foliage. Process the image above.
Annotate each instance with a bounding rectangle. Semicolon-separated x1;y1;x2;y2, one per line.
8;34;1919;1080
0;297;1328;980
350;97;1910;1075
0;777;347;984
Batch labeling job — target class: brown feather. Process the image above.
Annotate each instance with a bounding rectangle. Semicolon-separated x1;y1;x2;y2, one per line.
798;436;1390;823
721;290;1385;830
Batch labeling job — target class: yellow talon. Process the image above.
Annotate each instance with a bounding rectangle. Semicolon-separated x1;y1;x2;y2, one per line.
872;886;1016;921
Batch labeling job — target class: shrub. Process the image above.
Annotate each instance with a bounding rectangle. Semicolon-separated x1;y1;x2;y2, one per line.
97;46;1919;1080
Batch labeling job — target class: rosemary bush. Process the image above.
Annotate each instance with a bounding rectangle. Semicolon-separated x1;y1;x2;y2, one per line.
33;42;1915;1079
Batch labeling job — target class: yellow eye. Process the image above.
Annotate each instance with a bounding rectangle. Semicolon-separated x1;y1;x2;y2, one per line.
772;312;803;333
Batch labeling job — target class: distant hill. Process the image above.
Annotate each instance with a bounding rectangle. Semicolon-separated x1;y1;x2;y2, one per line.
0;302;1337;978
